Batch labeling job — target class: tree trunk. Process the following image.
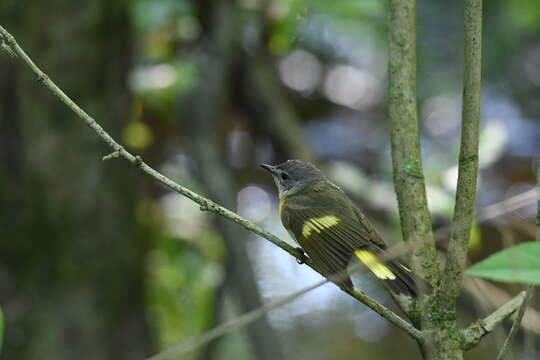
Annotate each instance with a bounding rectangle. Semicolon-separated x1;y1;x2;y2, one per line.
0;1;153;359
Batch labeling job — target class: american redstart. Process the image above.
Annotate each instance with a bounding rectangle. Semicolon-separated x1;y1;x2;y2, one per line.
261;159;429;297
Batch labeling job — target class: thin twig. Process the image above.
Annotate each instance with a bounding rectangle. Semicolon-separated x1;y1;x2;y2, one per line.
495;286;533;359
146;272;422;360
146;278;328;360
147;188;540;360
0;24;418;339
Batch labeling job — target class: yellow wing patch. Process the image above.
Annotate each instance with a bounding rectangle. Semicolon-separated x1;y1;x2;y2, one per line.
302;216;340;237
354;249;396;280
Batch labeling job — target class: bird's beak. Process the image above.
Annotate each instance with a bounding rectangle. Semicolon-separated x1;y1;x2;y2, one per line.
259;163;276;174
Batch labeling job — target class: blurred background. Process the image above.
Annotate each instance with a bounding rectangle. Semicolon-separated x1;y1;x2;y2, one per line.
1;0;540;359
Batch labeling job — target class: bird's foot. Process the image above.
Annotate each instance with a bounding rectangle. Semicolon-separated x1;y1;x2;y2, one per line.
295;247;306;264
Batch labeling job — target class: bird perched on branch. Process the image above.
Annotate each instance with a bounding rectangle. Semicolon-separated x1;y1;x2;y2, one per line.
261;159;429;297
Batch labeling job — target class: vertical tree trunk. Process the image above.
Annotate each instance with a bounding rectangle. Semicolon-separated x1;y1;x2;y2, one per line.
0;1;153;359
388;0;483;358
388;0;459;358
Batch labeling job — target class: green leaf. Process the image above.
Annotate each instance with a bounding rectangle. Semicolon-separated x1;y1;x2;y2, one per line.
466;242;540;284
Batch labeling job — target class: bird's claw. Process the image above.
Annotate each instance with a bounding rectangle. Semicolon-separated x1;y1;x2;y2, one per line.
295;247;306;264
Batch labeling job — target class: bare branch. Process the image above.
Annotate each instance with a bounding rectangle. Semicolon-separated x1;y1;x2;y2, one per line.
463;277;540;335
495;286;533;360
0;24;420;340
442;0;483;302
148;188;540;360
0;34;16;58
462;291;526;350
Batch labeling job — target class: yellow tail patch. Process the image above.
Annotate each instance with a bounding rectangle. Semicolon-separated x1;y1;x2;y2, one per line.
301;216;340;237
354;249;396;280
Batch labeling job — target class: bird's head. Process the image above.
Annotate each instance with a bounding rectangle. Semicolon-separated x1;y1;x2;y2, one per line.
260;159;326;199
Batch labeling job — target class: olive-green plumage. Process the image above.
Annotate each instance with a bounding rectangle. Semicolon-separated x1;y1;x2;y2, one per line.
261;159;429;297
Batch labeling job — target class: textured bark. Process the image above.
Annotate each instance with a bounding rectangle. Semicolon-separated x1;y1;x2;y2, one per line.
388;3;444;353
442;0;483;303
423;1;483;359
0;1;152;359
388;0;483;358
388;0;439;286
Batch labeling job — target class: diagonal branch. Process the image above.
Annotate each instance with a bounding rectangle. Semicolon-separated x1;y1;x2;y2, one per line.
0;24;421;341
146;274;419;360
388;0;439;284
495;286;533;360
442;0;483;303
461;291;526;350
146;278;329;360
151;188;540;360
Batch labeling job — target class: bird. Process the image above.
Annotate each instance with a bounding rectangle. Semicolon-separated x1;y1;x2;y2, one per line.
260;159;429;298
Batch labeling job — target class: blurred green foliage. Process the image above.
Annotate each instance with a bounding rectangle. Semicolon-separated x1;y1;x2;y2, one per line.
3;0;539;359
132;0;192;34
126;0;540;358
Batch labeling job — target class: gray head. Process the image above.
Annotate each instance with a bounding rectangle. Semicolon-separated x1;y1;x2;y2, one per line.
260;160;327;199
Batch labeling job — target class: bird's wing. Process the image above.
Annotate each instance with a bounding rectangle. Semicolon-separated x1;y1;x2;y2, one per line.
351;206;387;249
309;180;387;249
282;205;378;278
283;205;421;295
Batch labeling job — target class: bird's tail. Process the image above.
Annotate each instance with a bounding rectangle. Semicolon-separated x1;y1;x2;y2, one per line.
354;249;431;298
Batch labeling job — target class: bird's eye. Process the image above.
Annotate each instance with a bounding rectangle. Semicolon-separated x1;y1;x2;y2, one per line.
281;172;289;180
